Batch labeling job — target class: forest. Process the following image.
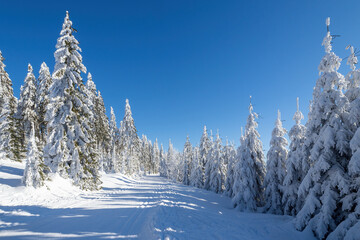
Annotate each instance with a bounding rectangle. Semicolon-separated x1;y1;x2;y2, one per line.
0;12;359;240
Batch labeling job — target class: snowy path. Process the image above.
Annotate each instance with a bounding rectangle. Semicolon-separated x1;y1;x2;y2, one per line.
0;160;315;239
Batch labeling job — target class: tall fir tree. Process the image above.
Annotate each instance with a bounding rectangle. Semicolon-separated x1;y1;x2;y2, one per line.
328;46;360;240
166;139;175;179
190;146;202;188
209;132;225;193
232;99;266;211
175;151;184;183
119;99;141;175
94;91;111;172
204;130;215;190
0;51;23;161
141;135;152;173
151;139;160;174
36;62;52;144
283;98;306;216
296;18;352;239
17;64;38;145
182;136;193;185
109;106;120;172
44;11;101;190
224;139;237;197
264;110;288;214
22;123;47;188
84;73;100;173
199;126;211;188
159;144;168;177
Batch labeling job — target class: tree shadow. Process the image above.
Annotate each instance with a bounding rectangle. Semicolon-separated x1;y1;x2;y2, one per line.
0;165;23;177
0;205;143;239
0;178;22;188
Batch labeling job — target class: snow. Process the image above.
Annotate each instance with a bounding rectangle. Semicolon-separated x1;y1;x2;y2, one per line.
0;158;316;239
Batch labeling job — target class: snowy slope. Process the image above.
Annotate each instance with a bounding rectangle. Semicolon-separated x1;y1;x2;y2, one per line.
0;159;316;240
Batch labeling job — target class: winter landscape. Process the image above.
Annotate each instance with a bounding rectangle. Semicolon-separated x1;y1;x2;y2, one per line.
1;1;360;240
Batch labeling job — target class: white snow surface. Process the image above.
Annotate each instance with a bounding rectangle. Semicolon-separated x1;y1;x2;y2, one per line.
0;159;315;240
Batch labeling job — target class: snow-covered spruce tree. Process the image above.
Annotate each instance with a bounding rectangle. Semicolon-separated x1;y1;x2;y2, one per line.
94;91;111;172
204;130;214;190
167;139;181;181
190;146;202;188
22;123;47;188
232;100;266;211
183;136;193;185
199;126;211;188
159;144;168;177
140;135;147;172
147;140;153;173
232;128;246;207
36;62;52;144
176;151;184;183
141;135;152;174
152;139;160;174
108;107;120;172
44;11;101;190
327;46;360;240
224;140;237;197
84;73;100;171
119;99;142;175
264;110;288;214
283;98;306;216
84;74;97;137
343;122;360;240
209;132;225;193
296;18;352;239
0;51;23;161
17;64;38;144
165;139;182;182
166;139;175;179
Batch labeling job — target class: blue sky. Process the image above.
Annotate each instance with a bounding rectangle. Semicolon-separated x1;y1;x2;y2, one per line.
1;0;360;153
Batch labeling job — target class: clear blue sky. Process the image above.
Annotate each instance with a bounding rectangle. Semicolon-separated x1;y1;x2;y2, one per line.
1;0;359;153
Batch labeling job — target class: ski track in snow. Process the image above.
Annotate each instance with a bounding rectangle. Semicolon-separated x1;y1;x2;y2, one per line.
0;159;316;240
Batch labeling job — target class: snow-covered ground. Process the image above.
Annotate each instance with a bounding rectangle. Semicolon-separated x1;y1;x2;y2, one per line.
0;159;315;240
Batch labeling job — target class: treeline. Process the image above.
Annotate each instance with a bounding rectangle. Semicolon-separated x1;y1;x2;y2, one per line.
0;12;160;190
160;18;360;240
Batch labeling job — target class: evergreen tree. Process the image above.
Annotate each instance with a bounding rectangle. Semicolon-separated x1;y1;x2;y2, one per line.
175;151;184;183
204;130;214;190
182;136;193;185
264;110;288;214
283;98;306;216
109;107;120;172
159;144;167;177
84;73;100;173
296;18;352;239
94;91;111;172
209;132;225;193
22;123;47;188
328;46;360;240
0;51;23;161
190;146;202;188
166;139;176;180
199;126;211;188
141;135;152;173
232;99;266;211
44;11;101;190
17;64;38;146
119;99;141;175
224;139;237;197
152;139;160;174
36;62;52;144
